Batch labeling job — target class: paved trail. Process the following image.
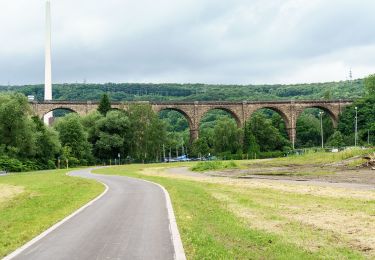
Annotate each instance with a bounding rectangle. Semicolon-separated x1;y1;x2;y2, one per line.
9;168;178;260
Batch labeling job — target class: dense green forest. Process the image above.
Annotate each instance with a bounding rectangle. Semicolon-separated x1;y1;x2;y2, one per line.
0;77;373;171
0;79;364;102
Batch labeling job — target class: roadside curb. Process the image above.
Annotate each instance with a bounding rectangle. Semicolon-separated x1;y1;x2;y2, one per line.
140;179;187;260
3;168;109;260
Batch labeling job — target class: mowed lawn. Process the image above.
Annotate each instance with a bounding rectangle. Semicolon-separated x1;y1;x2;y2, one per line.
94;163;375;260
0;169;104;258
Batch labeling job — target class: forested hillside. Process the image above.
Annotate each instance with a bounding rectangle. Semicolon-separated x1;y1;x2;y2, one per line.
0;79;364;101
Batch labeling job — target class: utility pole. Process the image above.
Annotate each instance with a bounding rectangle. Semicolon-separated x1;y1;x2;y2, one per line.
355;107;358;147
319;112;324;149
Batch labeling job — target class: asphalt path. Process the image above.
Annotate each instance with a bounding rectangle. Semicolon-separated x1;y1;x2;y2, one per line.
10;168;176;260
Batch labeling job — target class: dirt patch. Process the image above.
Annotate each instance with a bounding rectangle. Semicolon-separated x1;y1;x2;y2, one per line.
0;184;25;204
162;167;375;200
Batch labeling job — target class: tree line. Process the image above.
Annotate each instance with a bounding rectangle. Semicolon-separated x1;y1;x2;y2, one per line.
0;79;364;102
0;75;374;172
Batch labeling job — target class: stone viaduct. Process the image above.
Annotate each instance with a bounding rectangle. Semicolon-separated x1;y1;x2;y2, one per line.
30;100;352;148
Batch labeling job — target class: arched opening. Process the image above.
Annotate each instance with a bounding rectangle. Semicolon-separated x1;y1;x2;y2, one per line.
296;107;335;148
158;108;191;161
197;108;242;158
43;108;77;125
245;108;291;158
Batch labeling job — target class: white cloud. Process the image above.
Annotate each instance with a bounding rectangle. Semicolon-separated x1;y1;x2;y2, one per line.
0;0;374;85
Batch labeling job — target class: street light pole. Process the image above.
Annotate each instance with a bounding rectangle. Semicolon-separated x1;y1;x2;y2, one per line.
355;107;358;147
319;111;324;149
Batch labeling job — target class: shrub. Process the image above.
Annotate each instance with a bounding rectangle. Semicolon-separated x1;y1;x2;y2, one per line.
191;161;239;172
0;157;24;172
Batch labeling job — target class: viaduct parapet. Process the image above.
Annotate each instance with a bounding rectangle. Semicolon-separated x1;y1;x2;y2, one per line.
30;100;353;147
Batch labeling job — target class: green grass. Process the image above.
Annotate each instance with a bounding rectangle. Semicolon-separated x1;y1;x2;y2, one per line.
0;169;104;258
191;161;239;172
256;148;375;166
94;164;373;259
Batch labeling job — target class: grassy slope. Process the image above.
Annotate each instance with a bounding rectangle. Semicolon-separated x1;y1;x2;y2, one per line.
94;164;373;259
190;149;375;176
0;169;104;258
255;148;375;166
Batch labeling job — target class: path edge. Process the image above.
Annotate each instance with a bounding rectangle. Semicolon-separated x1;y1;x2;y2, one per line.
140;179;187;260
3;168;109;260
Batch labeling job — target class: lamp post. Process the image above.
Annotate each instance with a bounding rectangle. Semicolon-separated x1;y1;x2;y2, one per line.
355;107;358;147
319;111;324;149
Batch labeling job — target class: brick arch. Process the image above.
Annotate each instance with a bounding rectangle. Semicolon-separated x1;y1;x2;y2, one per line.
156;107;196;141
246;105;295;142
198;107;243;128
41;106;78;119
295;105;339;128
247;106;290;127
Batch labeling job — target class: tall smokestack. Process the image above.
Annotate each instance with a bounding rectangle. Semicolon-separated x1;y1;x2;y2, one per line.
44;0;53;124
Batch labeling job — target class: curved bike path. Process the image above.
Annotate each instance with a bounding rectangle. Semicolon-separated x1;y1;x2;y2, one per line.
6;168;184;260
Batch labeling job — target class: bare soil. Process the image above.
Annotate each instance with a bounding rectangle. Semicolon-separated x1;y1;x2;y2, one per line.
0;184;24;204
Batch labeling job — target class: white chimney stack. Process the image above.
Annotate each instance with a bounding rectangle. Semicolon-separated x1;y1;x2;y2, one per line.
44;0;53;124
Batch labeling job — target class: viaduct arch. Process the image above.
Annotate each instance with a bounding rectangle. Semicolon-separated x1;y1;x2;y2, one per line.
31;100;352;148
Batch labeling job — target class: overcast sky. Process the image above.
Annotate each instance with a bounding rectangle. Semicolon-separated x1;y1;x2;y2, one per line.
1;0;375;85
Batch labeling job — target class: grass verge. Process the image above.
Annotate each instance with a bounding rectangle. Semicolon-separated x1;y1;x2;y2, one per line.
253;148;375;166
0;169;104;258
94;164;374;259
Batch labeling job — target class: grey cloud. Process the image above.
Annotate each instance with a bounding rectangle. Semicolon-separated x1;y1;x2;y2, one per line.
0;0;374;85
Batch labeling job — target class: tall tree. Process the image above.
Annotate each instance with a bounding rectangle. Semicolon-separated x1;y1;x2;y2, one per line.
54;113;92;164
364;74;375;97
243;121;260;156
32;116;61;165
126;104;166;162
94;110;129;159
0;93;37;158
250;113;290;152
212;117;243;154
97;94;111;115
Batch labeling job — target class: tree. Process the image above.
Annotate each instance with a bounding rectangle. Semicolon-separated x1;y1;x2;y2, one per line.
212;117;243;154
243;121;260;156
97;94;111;115
32;116;61;165
94;110;129;159
80;111;104;144
54;113;92;164
250;113;290;152
364;74;375;97
0;93;37;158
126;104;166;162
338;96;375;145
191;137;210;157
326;131;345;148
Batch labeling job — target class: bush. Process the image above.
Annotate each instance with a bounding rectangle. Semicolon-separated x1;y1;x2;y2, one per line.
258;151;285;159
47;160;57;169
0;157;24;172
191;161;239;172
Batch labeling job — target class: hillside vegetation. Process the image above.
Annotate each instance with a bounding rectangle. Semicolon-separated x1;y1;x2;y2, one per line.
0;79;363;102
